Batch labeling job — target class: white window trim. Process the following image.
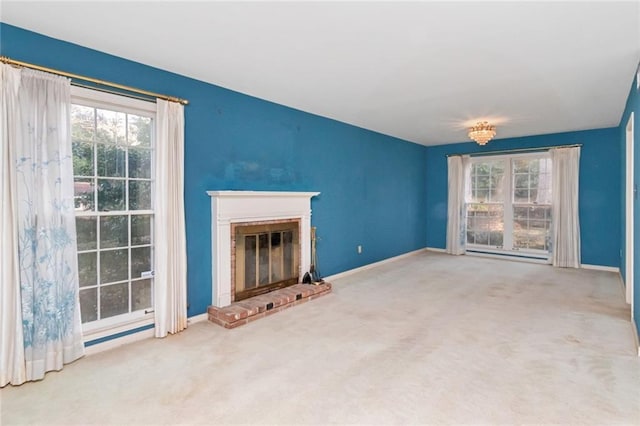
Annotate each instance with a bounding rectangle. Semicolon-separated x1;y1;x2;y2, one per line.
466;151;552;259
71;86;156;116
71;86;157;338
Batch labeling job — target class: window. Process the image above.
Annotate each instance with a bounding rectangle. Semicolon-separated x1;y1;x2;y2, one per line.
467;160;505;247
465;153;552;257
71;87;155;335
512;157;552;251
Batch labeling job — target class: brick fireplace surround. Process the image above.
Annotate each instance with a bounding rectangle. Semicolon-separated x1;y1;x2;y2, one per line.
206;191;332;328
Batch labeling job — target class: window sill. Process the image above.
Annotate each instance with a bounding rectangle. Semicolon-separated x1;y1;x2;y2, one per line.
83;313;154;342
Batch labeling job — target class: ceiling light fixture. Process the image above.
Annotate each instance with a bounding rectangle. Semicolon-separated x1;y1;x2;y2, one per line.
468;121;496;146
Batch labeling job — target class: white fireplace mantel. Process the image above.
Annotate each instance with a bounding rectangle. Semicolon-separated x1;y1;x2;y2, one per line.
207;191;320;307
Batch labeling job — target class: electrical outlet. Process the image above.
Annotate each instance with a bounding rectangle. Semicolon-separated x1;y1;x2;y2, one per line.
357;245;362;254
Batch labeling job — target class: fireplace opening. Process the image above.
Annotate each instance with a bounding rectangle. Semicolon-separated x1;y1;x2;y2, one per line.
233;220;300;301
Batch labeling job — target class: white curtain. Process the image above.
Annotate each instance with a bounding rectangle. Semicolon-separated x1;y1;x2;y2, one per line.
1;65;84;386
1;64;26;386
446;155;467;255
154;99;187;338
551;146;581;268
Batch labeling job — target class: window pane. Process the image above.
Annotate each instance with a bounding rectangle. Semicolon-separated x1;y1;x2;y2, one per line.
127;115;151;147
475;231;489;245
100;283;129;319
514;174;529;189
514;189;529;203
129;180;151;210
536;187;552;205
131;215;152;245
513;229;529;249
466;203;503;247
98;179;126;211
78;252;97;287
100;249;129;284
474;189;488;203
530;220;547;230
128;148;151;179
530;206;550;220
74;179;95;212
96;109;126;145
476;175;490;190
466;231;475;244
132;279;152;312
73;141;94;176
79;288;97;323
76;216;97;251
513;207;528;220
71;105;95;143
97;144;126;177
489;231;504;246
100;216;128;248
513;159;529;173
514;218;529;231
528;236;547;250
489;174;504;202
131;247;151;279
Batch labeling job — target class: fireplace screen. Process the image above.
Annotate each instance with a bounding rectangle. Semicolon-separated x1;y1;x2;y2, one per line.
234;221;300;301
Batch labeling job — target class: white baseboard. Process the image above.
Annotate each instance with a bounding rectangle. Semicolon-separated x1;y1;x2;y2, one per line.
430;248;620;272
426;247;446;253
323;248;428;282
466;251;550;265
632;319;640;357
187;313;209;324
581;264;620;273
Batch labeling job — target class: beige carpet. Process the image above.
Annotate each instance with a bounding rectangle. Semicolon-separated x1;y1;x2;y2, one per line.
2;251;639;425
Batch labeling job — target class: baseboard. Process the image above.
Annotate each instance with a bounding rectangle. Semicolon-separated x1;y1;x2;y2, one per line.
426;247;446;253
84;327;155;357
580;264;620;273
466;250;550;265
323;248;429;282
187;313;209;324
632;319;640;357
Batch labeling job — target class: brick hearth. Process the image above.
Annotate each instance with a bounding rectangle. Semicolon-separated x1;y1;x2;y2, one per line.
208;283;332;329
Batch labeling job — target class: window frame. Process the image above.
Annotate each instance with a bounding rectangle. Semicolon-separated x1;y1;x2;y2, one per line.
71;86;157;340
465;151;552;259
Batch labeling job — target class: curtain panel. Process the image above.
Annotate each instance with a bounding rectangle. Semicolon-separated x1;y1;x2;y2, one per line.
446;155;467;255
1;64;84;386
0;64;26;387
154;99;188;338
551;147;581;268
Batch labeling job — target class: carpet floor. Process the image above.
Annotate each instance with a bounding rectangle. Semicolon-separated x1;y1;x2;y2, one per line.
1;251;639;425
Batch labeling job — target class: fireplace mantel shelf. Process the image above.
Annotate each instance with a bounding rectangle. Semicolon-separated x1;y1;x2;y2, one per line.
207;190;320;198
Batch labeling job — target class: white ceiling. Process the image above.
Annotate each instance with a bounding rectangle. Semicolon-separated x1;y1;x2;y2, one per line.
2;1;639;146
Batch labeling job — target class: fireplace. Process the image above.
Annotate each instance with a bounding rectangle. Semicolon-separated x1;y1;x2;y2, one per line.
207;191;320;308
232;219;300;301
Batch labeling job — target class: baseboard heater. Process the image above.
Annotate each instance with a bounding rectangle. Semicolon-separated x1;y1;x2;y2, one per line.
466;249;550;263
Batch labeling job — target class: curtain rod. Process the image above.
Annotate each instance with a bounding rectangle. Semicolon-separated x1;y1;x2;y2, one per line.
445;143;582;157
0;56;189;105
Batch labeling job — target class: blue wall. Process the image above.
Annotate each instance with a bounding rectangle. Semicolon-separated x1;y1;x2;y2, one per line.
619;68;640;338
425;128;621;267
0;23;428;317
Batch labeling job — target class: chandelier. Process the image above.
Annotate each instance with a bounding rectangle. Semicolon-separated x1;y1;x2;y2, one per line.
468;121;496;146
